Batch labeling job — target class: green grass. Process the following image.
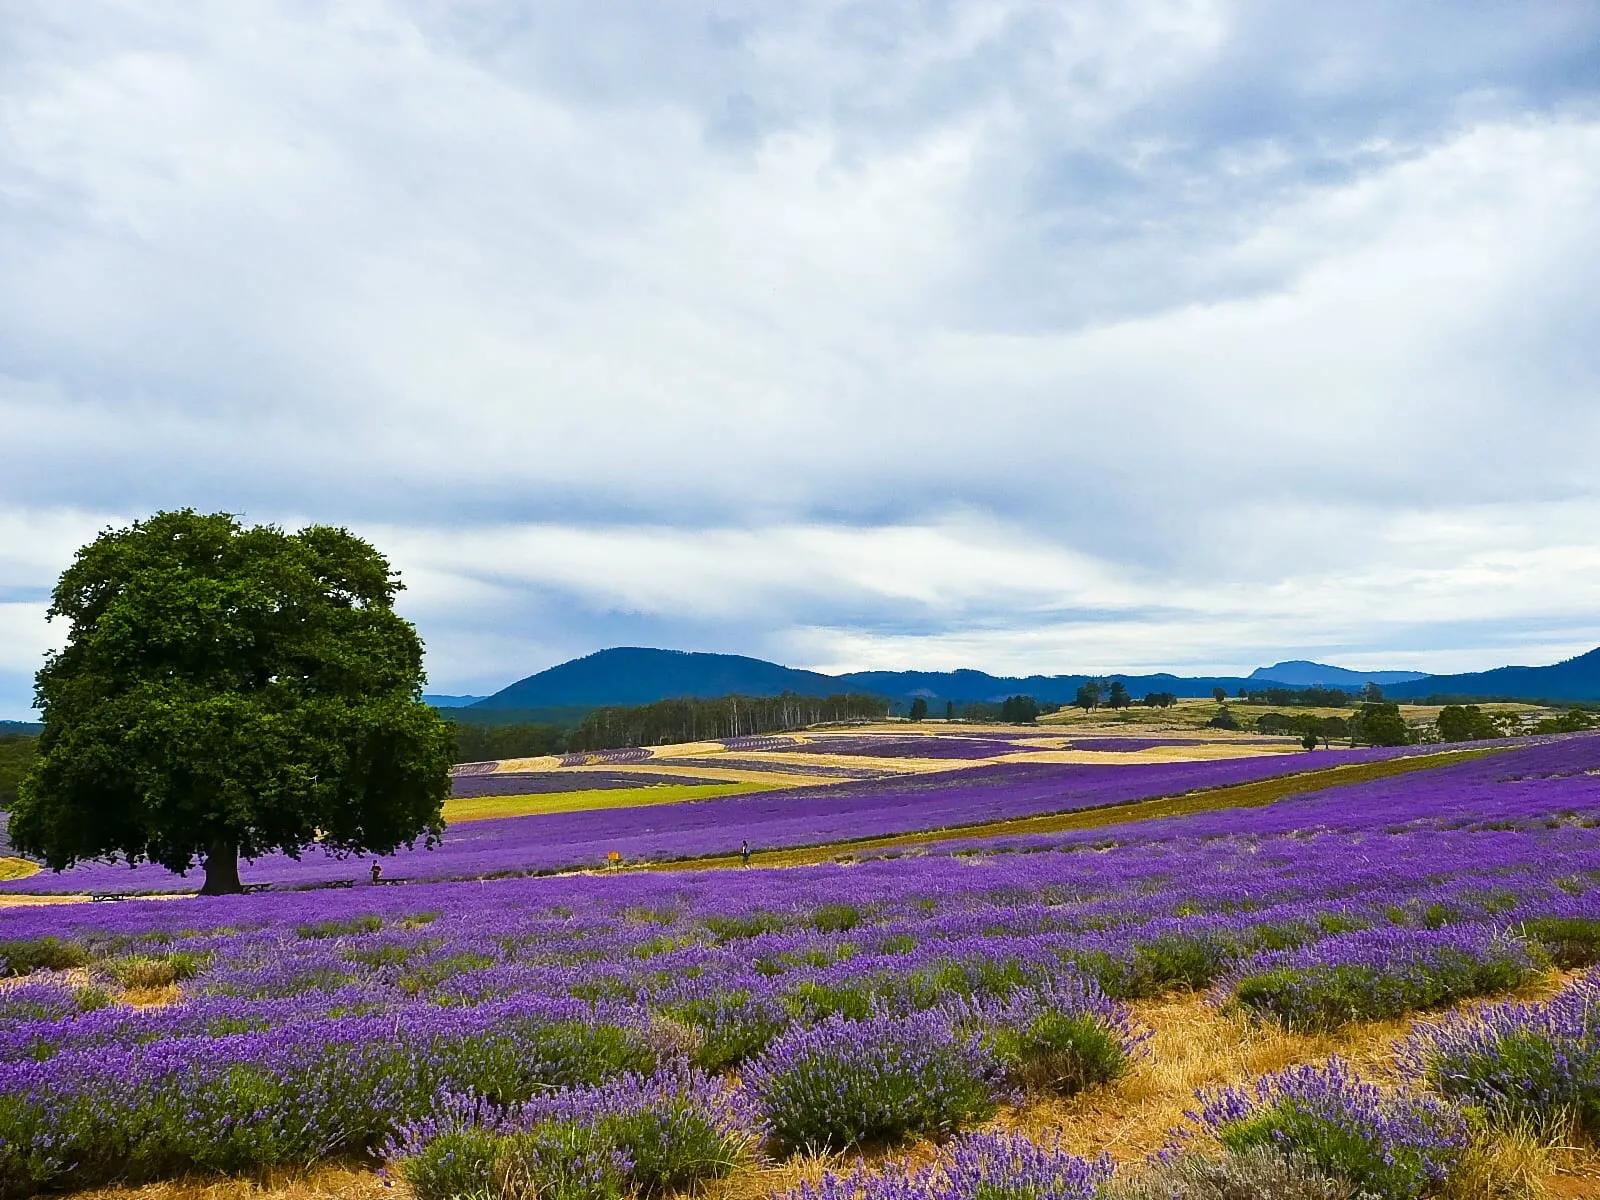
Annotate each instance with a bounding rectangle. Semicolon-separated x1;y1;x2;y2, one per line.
444;782;769;823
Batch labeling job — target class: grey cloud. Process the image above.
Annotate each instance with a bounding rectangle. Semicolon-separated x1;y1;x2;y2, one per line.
1;2;1598;713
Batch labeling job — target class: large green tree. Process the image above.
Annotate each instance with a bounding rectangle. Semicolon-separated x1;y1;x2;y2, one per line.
10;510;453;894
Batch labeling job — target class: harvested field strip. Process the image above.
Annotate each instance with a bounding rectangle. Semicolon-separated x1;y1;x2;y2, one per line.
569;764;855;787
443;781;769;823
0;858;38;883
646;746;1504;871
989;745;1291;765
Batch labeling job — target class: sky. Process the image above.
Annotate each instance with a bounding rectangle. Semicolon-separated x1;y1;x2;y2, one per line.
3;2;1600;715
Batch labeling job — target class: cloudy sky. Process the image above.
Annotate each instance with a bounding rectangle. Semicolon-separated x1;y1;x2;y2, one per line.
3;1;1599;714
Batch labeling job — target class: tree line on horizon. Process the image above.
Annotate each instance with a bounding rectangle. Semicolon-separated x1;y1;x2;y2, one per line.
567;691;887;752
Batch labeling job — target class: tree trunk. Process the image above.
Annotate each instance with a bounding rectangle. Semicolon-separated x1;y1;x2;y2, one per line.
199;840;242;895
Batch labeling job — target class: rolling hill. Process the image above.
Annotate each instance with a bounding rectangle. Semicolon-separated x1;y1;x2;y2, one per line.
1385;645;1600;702
1247;660;1428;687
474;647;1294;711
470;644;1600;713
471;648;846;709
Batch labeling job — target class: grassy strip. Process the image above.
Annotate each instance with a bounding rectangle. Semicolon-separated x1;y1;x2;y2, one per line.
444;782;769;824
646;747;1506;872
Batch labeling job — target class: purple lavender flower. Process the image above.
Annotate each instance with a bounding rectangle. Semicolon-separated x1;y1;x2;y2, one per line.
1221;925;1537;1029
1400;968;1600;1136
786;1131;1109;1200
742;1009;1005;1153
942;974;1148;1094
1191;1057;1468;1200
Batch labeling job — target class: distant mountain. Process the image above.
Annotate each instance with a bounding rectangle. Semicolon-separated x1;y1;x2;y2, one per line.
424;694;488;708
472;648;845;710
836;668;1261;706
0;721;40;736
474;647;1272;711
1248;660;1429;688
1385;646;1600;702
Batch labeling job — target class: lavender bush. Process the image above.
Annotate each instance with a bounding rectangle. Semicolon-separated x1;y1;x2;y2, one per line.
944;974;1147;1095
387;1067;750;1200
1223;926;1538;1030
1400;969;1600;1138
528;1067;753;1196
742;1010;1005;1153
788;1132;1110;1200
1192;1058;1468;1200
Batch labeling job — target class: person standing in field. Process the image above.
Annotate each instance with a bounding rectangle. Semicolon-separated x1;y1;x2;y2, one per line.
741;840;751;867
370;861;383;884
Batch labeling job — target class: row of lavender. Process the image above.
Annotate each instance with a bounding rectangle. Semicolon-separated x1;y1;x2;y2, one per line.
0;737;1596;1195
0;740;1443;894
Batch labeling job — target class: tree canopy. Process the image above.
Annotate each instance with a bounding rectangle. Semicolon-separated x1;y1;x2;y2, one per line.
1349;701;1411;747
10;510;453;894
1207;704;1240;730
570;691;882;750
1435;704;1502;743
999;695;1040;724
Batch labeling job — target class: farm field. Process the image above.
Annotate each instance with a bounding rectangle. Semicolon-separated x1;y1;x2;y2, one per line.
442;782;768;824
0;734;1598;1199
1040;697;1552;731
0;732;1449;895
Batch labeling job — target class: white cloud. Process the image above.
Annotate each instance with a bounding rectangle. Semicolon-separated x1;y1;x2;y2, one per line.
1;3;1598;710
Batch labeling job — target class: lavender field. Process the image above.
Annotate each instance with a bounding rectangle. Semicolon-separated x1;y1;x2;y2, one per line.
1;735;1598;1198
3;739;1434;894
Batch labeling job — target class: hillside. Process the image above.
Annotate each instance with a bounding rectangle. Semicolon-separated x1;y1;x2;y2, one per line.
1386;645;1600;701
837;667;1264;705
471;648;845;709
475;647;1282;711
1247;660;1428;687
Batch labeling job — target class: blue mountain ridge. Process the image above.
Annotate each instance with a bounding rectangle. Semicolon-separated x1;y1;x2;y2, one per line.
466;645;1600;710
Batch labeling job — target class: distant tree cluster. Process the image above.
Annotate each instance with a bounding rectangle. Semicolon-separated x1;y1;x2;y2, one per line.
908;698;930;722
1142;692;1178;709
448;722;568;764
1207;704;1240;730
1533;707;1598;734
1068;678;1136;711
1255;712;1349;745
1434;704;1504;743
999;695;1040;724
569;692;884;750
1349;701;1411;747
